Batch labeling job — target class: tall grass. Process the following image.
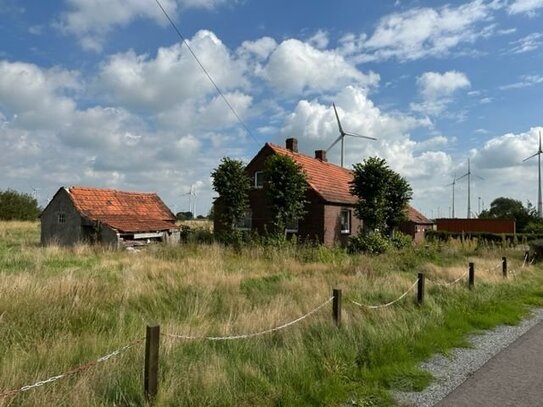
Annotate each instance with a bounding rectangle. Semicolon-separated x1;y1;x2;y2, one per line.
1;221;542;406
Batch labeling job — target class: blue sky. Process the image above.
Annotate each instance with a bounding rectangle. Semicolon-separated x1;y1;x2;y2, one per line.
1;0;543;218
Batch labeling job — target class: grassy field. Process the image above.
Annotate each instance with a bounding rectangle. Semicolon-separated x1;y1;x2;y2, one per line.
1;221;543;406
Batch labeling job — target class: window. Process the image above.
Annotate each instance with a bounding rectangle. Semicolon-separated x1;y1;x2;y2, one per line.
58;212;66;224
254;171;264;189
236;210;252;231
285;217;299;233
340;209;350;234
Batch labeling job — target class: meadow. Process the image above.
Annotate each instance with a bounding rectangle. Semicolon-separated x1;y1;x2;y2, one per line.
1;221;543;406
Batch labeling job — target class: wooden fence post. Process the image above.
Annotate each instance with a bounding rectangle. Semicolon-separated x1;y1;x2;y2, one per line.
417;272;425;306
332;289;342;327
502;256;507;278
468;262;475;290
144;325;160;401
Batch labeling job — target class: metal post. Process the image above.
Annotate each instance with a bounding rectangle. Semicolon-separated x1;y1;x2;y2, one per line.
144;325;160;401
469;262;475;290
332;289;342;327
417;273;425;306
502;256;507;278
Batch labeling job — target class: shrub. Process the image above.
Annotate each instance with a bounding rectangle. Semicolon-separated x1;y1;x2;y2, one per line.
528;239;543;263
348;232;391;255
390;231;413;250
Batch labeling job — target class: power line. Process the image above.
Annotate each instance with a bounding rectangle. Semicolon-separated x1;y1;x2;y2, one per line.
154;0;259;147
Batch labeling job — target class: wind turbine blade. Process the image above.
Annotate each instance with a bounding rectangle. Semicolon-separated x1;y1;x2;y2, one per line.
539;131;542;153
456;172;469;181
326;134;343;152
523;152;539;162
333;103;344;135
445;182;455;186
474;174;485;181
343;131;377;141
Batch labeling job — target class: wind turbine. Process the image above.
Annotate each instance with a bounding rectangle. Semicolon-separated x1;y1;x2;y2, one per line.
445;174;457;218
456;158;484;219
182;185;197;217
522;131;543;218
326;103;376;168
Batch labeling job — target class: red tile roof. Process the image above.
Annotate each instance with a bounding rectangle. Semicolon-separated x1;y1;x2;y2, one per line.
266;143;430;224
406;206;432;224
267;143;357;204
66;186;177;233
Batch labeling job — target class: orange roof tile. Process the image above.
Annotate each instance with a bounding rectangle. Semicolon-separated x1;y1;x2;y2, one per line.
66;186;176;233
406;206;432;224
267;143;357;204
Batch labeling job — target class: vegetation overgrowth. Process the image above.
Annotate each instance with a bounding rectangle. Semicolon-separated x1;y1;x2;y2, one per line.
2;221;543;406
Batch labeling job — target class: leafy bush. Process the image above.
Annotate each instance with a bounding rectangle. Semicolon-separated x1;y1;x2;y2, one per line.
390;231;413;250
348;232;391;255
528;239;543;263
179;225;214;244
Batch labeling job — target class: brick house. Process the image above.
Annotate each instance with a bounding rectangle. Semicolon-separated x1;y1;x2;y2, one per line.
215;138;431;246
399;207;435;243
214;138;359;246
41;186;180;247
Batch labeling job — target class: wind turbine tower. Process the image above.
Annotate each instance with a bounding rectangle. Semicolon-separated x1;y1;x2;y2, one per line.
457;159;484;219
522;131;543;218
446;174;457;218
326;103;376;168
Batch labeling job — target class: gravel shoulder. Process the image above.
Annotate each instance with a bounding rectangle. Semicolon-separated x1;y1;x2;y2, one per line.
394;308;543;407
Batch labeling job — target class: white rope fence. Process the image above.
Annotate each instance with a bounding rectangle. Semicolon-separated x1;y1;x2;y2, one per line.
427;271;468;287
350;279;419;309
163;297;334;341
0;340;142;399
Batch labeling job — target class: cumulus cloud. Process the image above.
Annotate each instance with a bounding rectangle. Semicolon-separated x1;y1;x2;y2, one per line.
279;85;438;176
0;61;80;129
411;71;471;116
58;0;233;51
263;39;379;95
98;30;248;111
339;0;501;62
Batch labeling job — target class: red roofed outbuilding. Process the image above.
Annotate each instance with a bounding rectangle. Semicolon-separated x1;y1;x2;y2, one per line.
41;186;180;247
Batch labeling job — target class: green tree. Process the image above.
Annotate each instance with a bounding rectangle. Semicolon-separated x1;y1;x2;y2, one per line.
0;189;40;221
263;154;307;234
479;197;539;232
350;157;412;234
211;157;251;234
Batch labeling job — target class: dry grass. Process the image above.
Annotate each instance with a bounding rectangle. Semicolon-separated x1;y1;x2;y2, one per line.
1;221;542;406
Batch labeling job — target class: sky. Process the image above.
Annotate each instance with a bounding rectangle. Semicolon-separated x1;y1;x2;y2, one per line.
1;0;543;218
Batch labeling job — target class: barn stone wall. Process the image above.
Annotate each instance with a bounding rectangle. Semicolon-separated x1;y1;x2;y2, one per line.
40;188;83;246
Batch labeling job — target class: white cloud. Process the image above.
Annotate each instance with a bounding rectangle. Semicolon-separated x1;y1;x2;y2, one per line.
307;30;329;49
339;0;501;62
279;85;438;177
58;0;233;51
98;30;248;111
264;39;379;95
411;71;470;115
508;0;543;14
0;61;80;129
509;32;543;53
500;74;543;90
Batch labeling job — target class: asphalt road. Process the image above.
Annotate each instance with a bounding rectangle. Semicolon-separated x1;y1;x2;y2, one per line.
436;320;543;407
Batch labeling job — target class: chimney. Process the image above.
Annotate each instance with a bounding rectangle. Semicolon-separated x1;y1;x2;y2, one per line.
315;150;327;162
286;138;298;153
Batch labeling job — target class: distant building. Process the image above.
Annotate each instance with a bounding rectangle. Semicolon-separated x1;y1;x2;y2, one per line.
435;218;516;234
41;186;180;247
399;207;435;243
214;138;428;246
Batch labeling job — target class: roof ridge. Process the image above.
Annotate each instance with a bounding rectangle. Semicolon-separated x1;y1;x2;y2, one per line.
68;185;157;195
